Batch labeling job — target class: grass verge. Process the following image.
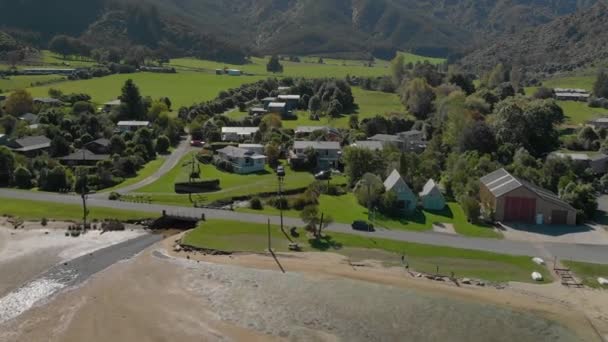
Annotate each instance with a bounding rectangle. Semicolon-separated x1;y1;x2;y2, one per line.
182;219;549;283
562;260;608;289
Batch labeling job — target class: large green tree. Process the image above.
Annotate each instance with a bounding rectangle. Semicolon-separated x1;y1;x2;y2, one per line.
0;147;15;185
119;79;146;120
4;89;33;116
593;69;608;98
401;78;435;120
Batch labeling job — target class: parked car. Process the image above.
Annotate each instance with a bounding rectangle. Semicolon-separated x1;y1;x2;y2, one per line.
352;220;374;232
190;140;205;147
314;170;331;180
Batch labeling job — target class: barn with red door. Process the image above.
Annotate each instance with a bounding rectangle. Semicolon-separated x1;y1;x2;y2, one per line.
480;169;576;226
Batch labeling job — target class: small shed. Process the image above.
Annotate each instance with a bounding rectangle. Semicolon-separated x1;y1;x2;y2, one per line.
419;179;446;211
384;170;417;212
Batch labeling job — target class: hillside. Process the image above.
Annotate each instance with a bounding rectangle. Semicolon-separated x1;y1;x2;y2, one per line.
0;0;600;61
460;1;608;74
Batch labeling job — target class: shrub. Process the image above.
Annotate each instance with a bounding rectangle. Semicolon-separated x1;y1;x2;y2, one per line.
250;197;263;210
269;196;290;210
41;217;48;226
214;158;234;173
109;192;122;201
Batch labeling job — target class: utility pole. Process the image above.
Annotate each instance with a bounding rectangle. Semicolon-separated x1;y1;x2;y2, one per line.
267;218;271;252
80;150;89;231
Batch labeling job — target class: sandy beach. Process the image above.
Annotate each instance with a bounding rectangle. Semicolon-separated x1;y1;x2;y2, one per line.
0;228;605;341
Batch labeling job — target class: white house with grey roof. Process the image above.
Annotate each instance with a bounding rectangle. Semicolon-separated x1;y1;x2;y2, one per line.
480;168;576;225
290;141;341;170
586;117;608;130
277;94;301;111
550;152;608;174
368;130;425;152
216;146;266;174
384;170;417;212
117;121;151;132
221;127;259;142
350;140;383;151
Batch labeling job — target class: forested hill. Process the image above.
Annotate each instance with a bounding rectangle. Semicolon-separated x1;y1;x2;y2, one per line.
0;0;600;62
460;1;608;75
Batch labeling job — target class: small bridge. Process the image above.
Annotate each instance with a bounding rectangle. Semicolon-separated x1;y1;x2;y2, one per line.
554;266;584;288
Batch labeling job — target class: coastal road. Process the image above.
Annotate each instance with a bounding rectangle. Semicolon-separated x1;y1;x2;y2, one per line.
91;136;194;198
2;188;608;264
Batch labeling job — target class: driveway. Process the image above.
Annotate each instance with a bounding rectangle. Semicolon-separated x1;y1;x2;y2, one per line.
498;223;608;245
91;136;193;198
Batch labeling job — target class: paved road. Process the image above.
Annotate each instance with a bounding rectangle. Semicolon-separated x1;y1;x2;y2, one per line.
91;136;193;198
2;188;608;264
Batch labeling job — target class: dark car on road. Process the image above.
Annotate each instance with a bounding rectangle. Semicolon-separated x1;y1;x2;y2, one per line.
352;220;374;232
276;165;286;177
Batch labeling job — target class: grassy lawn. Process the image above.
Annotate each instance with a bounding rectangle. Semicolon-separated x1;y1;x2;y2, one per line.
541;75;595;90
136;152;315;204
0;198;158;221
25;71;265;111
0;75;67;93
239;193;501;238
101;157;165;193
562;260;608;289
182;219;548;283
557;101;608;125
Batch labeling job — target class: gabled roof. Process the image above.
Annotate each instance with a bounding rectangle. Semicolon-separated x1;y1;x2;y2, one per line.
19;113;38;123
11;135;51;151
384;169;413;196
368;134;401;142
480;169;575;211
60;149;110;161
293;141;340;150
420;179;442;197
398;130;423;137
295;126;327;134
278;95;301;100
351;141;383;151
218;146;265;159
87;138;111;147
117;121;150;126
221;127;259;135
268;102;286;108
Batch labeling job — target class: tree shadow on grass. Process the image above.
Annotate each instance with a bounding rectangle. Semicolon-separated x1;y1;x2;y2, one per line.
309;235;343;251
425;206;454;220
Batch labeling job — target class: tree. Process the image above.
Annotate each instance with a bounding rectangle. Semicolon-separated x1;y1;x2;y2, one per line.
147;100;169;122
308;95;321;114
459;195;481;223
348;114;359;129
266;55;283;73
0;147;16;185
560;182;597;223
448;73;475;95
593;69;608;98
110;135;126;155
155;135;170;154
487;63;507;88
300;205;332;238
401;78;435;119
13;166;32;189
119;79;145;120
0;115;17;135
40;166;72;192
264;143;281;167
50;135;71;157
327;99;343;117
391;54;406;85
533;87;554;99
49;35;72;59
354;173;384;209
4;89;33;116
343;147;384;186
459;121;497;154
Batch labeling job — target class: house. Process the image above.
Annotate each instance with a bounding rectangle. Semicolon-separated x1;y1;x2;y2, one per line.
85;138;111;155
103;99;121;112
290;141;341;170
419;179;446;211
480;168;576;225
267;102;287;115
278;86;291;94
295;126;328;138
216;146;266;174
19;113;39;125
249;107;267;116
277;95;301;111
368;134;403;150
59;149;110;166
226;69;241;76
8;135;51;156
261;97;277;109
221;127;259;142
550;152;608;174
586;117;608;130
397;130;426;152
554;88;590;102
384;170;417;212
117;121;151;132
238;144;265;155
350;141;384;151
33;97;62;106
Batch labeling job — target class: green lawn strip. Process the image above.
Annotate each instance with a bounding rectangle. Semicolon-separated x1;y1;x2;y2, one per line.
239;194;501;238
0;75;67;93
0;198;158;221
137;152;315;203
562;260;608;289
102;157;165;193
557;101;608;125
397;52;446;65
182;219;549;283
26;71;266;112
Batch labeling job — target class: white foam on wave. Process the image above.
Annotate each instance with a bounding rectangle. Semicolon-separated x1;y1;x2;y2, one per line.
0;278;66;324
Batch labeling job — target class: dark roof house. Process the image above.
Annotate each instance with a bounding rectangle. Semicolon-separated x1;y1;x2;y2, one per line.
8;135;51;154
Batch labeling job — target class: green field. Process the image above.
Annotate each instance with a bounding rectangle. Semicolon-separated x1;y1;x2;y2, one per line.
101;157;166;193
541;76;595;91
170;56;390;78
182;219;547;283
562;260;608;289
240;193;501;238
0;197;158;221
397;52;446;65
25;72;265;110
136;152;316;204
0;75;67;93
